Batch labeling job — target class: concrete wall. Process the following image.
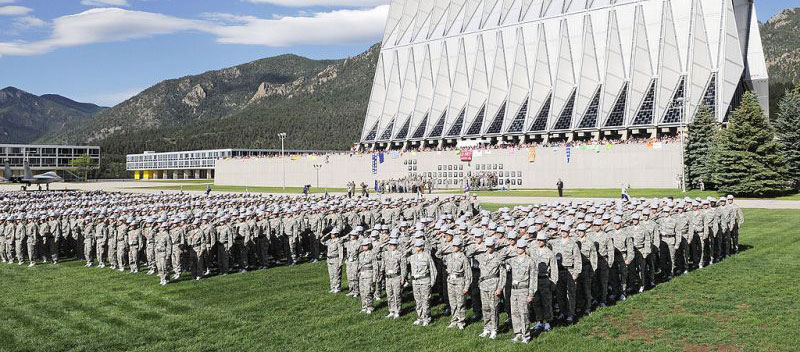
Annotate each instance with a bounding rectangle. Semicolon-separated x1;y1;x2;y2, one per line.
215;143;683;189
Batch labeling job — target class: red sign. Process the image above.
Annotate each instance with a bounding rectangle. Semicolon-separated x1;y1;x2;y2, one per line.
460;149;473;162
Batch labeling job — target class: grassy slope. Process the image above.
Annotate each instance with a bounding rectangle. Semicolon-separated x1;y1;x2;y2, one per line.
0;209;798;352
444;188;800;200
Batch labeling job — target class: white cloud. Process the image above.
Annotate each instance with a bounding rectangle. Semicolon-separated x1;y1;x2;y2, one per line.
13;16;47;29
209;6;388;46
0;6;387;56
0;0;17;4
81;0;130;7
0;5;32;15
244;0;390;7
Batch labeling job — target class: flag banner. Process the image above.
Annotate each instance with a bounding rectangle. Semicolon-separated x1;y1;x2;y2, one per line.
371;154;377;174
566;144;572;163
606;143;613;151
460;149;473;162
290;155;299;161
528;147;537;163
379;152;384;163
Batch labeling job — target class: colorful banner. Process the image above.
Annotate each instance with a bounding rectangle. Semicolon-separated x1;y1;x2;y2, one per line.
371;154;377;174
528;147;537;162
378;152;384;163
566;144;572;164
460;149;473;162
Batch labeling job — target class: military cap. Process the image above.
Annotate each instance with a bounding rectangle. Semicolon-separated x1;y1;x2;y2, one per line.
506;231;518;240
516;239;528;248
485;237;496;247
413;239;425;247
387;238;399;245
612;216;622;224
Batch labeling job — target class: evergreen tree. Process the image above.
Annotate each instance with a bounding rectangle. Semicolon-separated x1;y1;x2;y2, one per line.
685;105;717;189
773;85;800;190
712;92;790;196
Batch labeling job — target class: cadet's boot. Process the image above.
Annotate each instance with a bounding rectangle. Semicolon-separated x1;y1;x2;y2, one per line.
385;313;393;319
638;286;644;293
479;330;489;338
566;315;574;323
511;335;520;343
489;331;497;339
457;324;465;330
412;319;421;325
543;322;552;331
28;262;35;267
85;262;92;267
533;322;544;331
447;322;456;329
619;294;626;301
421;320;430;326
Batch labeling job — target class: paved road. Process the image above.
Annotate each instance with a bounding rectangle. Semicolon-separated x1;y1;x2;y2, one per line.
1;182;797;210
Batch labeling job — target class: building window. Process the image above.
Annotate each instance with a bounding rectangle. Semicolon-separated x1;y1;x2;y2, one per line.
530;94;551;132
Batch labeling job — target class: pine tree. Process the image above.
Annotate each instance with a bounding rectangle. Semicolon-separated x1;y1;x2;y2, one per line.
712;92;790;196
685;105;717;189
773;85;800;190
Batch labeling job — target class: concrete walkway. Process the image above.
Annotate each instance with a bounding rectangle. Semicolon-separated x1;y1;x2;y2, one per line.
1;182;797;210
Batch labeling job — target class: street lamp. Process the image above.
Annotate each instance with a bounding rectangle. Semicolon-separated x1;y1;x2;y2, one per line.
278;132;287;190
313;164;322;190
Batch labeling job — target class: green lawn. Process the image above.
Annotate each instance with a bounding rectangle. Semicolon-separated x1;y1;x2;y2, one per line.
443;188;800;200
129;184;347;194
0;209;797;351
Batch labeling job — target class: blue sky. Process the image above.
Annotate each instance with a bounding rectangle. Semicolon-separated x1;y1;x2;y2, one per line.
0;0;792;106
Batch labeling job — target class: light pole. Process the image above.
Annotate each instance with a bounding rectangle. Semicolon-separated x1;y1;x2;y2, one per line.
313;164;322;191
278;132;287;191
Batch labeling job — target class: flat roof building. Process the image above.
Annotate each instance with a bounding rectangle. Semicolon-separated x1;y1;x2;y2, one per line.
126;148;337;180
1;144;100;176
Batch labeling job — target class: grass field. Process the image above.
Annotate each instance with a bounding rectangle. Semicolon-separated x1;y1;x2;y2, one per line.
0;209;797;352
442;188;800;200
130;184;347;194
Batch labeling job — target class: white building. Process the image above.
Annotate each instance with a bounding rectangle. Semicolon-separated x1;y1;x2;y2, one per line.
126;149;334;180
1;144;100;176
360;0;769;149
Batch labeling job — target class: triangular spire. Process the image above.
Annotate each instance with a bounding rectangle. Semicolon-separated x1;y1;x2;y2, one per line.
500;0;517;24
529;23;552;131
446;0;467;35
687;0;713;122
575;14;600;129
718;0;745;118
484;31;509;134
411;0;434;41
600;10;626;126
550;19;575;130
395;47;419;140
481;0;500;28
427;0;450;38
362;54;386;141
462;0;483;32
378;51;403;139
656;0;683;123
445;38;470;137
428;42;452;138
394;0;420;45
465;35;490;136
504;27;530;133
626;5;653;125
382;0;406;44
410;45;435;139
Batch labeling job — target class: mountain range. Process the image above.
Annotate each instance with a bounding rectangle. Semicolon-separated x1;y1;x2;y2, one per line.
1;8;799;177
0;87;105;144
